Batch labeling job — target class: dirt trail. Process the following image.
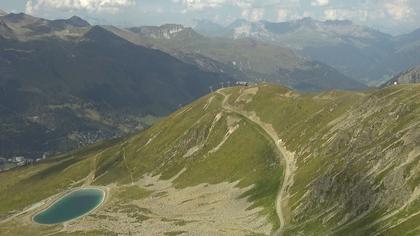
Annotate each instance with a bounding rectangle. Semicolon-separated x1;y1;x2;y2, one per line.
217;88;295;236
122;147;135;185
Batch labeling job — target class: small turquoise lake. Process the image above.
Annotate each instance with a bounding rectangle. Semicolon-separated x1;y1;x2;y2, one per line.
33;188;105;225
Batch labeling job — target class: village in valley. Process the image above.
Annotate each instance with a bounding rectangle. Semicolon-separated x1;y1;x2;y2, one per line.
0;153;47;172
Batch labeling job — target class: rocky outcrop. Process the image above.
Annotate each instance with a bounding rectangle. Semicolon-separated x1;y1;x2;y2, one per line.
383;66;420;86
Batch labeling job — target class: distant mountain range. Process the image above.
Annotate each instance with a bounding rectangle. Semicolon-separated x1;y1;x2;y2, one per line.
195;18;420;85
0;11;417;158
0;12;230;158
108;24;365;91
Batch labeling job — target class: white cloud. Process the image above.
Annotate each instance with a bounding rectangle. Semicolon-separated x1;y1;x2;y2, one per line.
323;8;375;21
25;1;35;14
276;7;309;22
25;0;135;14
311;0;329;7
241;8;264;21
323;9;353;20
175;0;254;11
384;0;415;21
277;9;289;22
175;0;226;10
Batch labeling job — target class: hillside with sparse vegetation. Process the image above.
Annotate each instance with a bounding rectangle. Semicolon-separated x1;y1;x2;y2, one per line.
0;83;418;235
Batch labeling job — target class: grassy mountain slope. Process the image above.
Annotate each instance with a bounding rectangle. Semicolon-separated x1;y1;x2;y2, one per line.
0;89;283;235
231;84;420;235
0;83;419;235
0;25;230;158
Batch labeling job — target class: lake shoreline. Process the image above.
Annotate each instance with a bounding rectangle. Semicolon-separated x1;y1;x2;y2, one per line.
31;186;107;225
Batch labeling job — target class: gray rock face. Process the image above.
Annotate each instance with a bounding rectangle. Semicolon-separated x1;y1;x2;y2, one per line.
0;9;7;16
383;66;420;86
0;19;14;38
129;24;200;40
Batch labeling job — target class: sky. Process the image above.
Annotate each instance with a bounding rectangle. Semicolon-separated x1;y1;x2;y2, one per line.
0;0;419;35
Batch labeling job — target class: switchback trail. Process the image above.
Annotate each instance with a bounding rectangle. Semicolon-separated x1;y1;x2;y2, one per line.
216;88;295;236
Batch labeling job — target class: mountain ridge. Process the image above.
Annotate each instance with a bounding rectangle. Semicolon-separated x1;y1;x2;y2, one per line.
195;18;419;85
0;12;363;93
0;12;91;40
382;66;420;86
129;24;202;40
0;21;231;158
0;83;418;235
197;18;392;42
0;9;7;16
121;23;366;91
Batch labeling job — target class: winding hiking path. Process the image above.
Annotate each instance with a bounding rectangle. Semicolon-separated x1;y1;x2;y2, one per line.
216;88;295;235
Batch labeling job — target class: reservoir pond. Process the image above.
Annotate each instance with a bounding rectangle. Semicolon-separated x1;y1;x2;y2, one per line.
33;188;104;224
